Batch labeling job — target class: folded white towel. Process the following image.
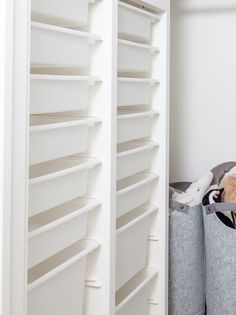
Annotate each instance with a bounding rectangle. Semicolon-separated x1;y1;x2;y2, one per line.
173;171;213;207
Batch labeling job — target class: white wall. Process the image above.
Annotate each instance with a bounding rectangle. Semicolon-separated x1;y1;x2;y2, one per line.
170;0;236;182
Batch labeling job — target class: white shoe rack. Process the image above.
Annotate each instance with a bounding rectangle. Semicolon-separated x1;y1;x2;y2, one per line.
8;0;169;314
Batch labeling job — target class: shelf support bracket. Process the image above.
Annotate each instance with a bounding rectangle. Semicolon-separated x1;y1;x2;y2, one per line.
85;279;102;289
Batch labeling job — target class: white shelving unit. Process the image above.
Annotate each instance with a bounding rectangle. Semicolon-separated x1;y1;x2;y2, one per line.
5;0;169;314
116;2;169;315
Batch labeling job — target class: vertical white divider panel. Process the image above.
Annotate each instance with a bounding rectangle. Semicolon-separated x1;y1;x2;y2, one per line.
1;1;12;314
9;0;30;314
1;0;14;314
148;7;169;315
81;1;118;315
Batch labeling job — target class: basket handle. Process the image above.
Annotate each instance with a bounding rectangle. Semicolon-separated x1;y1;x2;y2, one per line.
169;187;190;214
204;202;236;214
169;199;190;214
211;161;236;185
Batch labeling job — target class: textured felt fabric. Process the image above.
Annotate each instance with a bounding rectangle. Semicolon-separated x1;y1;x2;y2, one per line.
203;162;236;314
203;211;236;314
169;185;205;315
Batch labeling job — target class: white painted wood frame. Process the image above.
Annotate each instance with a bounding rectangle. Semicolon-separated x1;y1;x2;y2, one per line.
1;0;169;314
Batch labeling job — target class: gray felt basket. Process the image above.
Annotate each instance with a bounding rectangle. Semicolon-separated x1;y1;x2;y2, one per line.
203;162;236;315
169;183;205;315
